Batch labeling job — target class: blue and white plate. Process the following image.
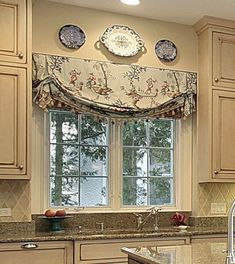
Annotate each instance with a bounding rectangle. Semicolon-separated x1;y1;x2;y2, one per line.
59;24;86;49
155;39;177;62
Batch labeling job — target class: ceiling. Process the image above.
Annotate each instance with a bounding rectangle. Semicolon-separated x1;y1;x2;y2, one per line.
48;0;235;25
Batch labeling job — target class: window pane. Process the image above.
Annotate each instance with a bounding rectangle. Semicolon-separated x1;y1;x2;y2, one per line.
123;148;147;176
50;144;79;176
50;176;79;206
150;178;173;205
80;177;108;206
81;115;107;145
49;111;109;207
149;120;173;147
123;177;148;205
122;119;175;207
123;120;147;147
149;149;172;176
80;146;107;176
50;111;78;143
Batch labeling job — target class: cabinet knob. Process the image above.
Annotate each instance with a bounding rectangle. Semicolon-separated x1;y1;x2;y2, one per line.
214;78;219;83
18;52;24;59
21;243;38;249
214;170;218;174
19;164;24;169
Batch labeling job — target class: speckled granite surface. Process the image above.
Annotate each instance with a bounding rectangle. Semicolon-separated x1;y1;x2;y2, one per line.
0;221;35;236
122;242;228;264
0;213;229;243
0;226;228;243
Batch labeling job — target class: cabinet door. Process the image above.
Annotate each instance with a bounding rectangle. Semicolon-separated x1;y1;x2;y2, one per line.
0;0;26;64
213;90;235;179
0;66;27;178
0;241;73;264
213;32;235;88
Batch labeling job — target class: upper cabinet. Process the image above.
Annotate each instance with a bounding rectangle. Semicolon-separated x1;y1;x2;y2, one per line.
195;17;235;182
0;0;31;179
0;0;27;64
213;32;235;88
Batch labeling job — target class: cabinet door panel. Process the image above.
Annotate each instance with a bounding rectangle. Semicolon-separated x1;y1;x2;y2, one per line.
0;242;73;264
0;66;27;176
213;90;235;178
213;32;235;88
0;0;26;64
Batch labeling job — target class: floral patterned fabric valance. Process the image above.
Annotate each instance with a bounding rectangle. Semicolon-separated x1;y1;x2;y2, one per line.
32;53;197;120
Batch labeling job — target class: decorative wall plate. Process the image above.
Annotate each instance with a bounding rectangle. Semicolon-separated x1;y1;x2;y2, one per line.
59;24;86;49
100;25;144;57
155;39;177;62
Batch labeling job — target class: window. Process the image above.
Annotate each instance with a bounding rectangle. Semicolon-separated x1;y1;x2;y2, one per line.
48;110;176;209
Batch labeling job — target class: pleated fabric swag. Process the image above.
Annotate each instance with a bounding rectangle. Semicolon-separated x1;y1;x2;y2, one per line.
32;53;197;120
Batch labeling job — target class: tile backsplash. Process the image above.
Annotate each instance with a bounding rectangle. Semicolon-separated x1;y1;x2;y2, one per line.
198;183;235;216
0;180;31;222
1;179;235;221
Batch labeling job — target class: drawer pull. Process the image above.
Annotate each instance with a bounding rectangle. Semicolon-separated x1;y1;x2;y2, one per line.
19;164;24;169
214;170;218;174
18;52;24;59
21;243;38;249
214;78;219;83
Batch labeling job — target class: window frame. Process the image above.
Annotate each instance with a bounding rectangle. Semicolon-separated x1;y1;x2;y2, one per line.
31;107;192;213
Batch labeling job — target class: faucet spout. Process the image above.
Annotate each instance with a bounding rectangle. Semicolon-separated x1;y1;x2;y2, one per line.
133;206;162;231
227;200;235;264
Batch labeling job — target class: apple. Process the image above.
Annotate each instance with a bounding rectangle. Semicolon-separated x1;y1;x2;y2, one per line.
55;209;66;217
44;209;56;217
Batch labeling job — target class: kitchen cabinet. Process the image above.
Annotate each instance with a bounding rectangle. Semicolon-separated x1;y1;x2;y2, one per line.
195;16;235;182
0;0;31;179
213;32;235;89
0;0;27;64
0;241;73;264
74;237;189;264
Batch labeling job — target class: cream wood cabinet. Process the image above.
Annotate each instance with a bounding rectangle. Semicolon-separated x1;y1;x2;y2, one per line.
0;66;27;176
0;241;73;264
74;237;189;264
0;0;31;179
213;32;235;89
0;0;27;64
195;17;235;182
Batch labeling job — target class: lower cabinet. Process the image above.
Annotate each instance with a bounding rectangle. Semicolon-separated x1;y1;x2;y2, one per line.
0;241;73;264
74;237;189;264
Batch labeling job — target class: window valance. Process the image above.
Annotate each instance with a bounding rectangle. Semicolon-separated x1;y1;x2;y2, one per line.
32;53;197;120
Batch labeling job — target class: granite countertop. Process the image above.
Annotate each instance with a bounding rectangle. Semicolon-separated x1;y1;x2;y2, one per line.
0;226;228;243
122;241;228;264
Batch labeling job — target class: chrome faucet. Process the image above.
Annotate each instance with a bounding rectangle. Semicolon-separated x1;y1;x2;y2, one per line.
227;200;235;264
133;206;162;231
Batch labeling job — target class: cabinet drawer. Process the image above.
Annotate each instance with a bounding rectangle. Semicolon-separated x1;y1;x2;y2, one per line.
78;238;186;262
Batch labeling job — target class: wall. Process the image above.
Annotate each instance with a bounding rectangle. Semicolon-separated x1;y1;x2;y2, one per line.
31;1;235;217
2;0;232;220
32;0;197;71
0;180;30;222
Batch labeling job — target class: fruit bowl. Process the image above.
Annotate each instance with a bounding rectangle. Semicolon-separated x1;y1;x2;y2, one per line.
41;216;72;232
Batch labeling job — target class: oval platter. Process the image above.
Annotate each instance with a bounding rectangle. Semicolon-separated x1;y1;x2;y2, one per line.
59;24;86;49
100;25;144;57
155;39;177;62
